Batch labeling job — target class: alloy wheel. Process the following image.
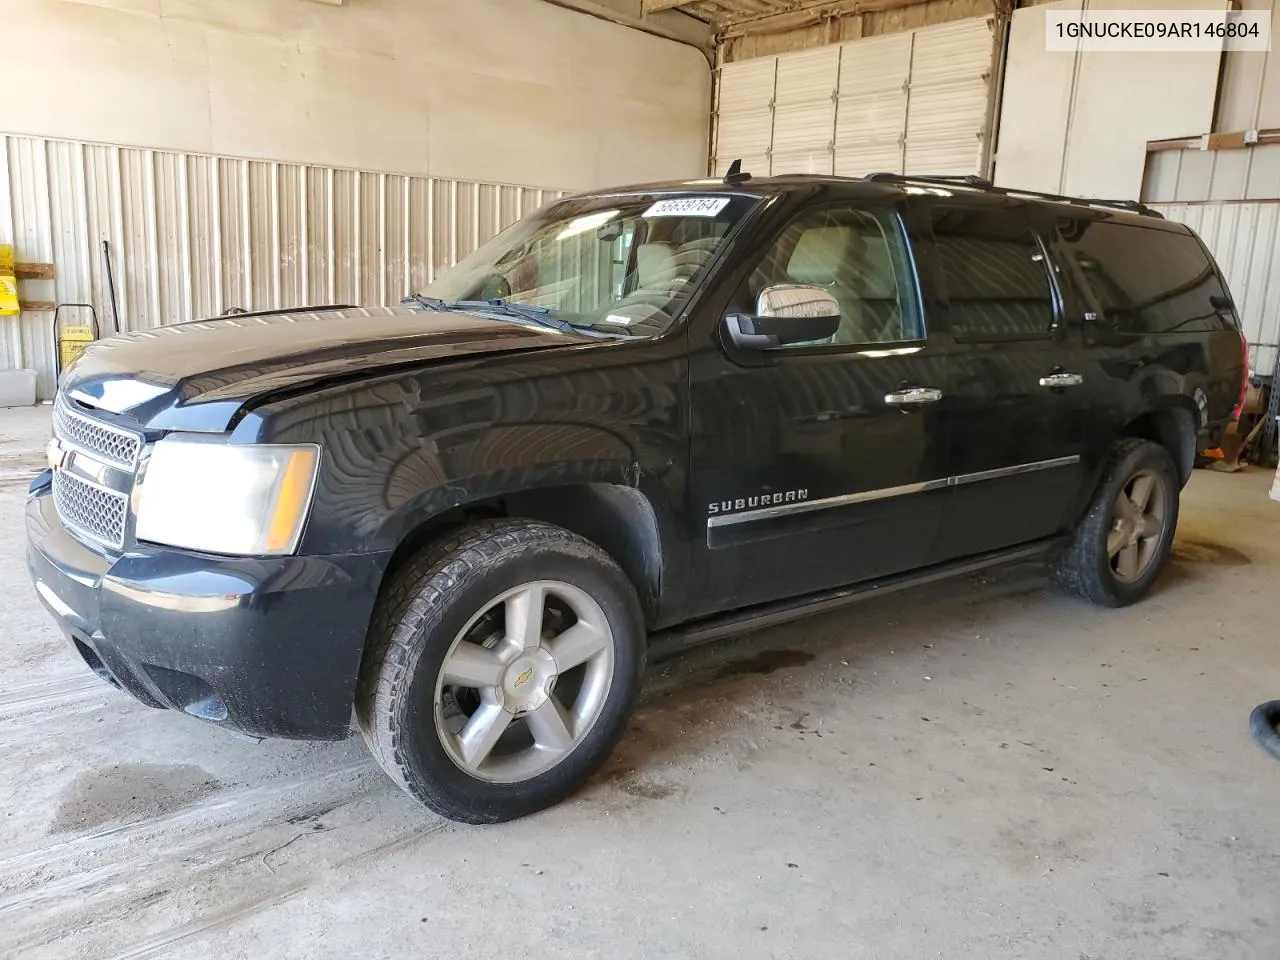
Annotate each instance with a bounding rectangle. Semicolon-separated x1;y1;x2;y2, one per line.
433;580;615;783
1107;469;1168;583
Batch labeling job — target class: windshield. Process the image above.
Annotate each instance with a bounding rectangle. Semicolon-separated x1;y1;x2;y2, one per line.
419;193;758;337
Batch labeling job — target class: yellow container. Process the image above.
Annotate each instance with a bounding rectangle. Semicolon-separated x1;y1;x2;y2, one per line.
0;243;17;316
59;323;96;371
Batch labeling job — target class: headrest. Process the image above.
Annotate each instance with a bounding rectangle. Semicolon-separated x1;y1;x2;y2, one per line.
851;240;897;299
787;227;855;285
635;242;677;288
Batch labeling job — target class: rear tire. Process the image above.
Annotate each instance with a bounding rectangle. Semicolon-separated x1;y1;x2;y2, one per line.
356;519;645;823
1054;438;1180;607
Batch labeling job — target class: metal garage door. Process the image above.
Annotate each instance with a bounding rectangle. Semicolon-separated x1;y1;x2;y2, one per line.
714;57;779;178
713;16;999;179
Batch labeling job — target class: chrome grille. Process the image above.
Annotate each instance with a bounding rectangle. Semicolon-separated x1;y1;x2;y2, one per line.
52;469;128;550
54;400;142;470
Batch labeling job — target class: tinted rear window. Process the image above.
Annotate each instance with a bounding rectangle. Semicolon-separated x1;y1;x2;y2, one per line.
930;206;1056;341
1056;218;1227;333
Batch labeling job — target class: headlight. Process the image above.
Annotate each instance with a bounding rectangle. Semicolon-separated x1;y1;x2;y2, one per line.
136;437;320;555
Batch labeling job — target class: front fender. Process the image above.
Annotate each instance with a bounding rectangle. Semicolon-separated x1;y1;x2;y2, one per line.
244;345;691;616
374;454;649;551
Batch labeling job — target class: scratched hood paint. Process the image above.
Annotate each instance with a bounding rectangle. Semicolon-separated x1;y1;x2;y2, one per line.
60;305;583;432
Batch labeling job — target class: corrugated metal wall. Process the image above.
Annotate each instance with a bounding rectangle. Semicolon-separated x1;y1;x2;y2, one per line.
1153;201;1280;378
0;134;567;400
1143;142;1280;206
712;16;998;179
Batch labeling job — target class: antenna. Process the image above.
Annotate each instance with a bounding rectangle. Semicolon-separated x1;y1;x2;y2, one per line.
724;159;751;184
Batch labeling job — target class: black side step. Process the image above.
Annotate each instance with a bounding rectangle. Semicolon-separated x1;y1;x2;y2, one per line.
647;538;1059;660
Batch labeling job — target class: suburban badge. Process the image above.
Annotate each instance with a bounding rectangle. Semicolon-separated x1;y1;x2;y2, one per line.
708;488;809;515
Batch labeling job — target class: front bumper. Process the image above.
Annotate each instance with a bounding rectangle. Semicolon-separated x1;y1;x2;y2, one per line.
25;475;388;740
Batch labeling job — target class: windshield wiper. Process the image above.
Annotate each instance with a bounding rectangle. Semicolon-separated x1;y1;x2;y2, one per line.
401;293;450;312
451;298;557;323
450;299;618;338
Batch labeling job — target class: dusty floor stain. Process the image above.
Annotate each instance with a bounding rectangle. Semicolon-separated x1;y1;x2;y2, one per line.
715;649;816;680
51;763;220;832
1172;539;1251;566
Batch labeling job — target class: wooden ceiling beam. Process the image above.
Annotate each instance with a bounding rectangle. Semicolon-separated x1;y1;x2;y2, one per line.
718;0;927;37
543;0;713;51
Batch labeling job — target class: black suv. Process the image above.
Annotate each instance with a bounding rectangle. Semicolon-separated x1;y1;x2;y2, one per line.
26;173;1247;822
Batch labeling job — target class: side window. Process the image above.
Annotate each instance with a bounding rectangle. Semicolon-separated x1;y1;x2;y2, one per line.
744;204;921;348
930;206;1057;341
1057;218;1225;333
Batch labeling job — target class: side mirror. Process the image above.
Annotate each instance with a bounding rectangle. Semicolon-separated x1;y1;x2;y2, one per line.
723;284;841;350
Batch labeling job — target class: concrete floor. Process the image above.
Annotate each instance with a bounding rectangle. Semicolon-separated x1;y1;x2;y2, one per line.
3;404;1279;959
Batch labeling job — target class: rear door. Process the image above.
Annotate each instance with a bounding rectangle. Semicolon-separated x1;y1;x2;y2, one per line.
922;199;1092;560
1051;213;1246;460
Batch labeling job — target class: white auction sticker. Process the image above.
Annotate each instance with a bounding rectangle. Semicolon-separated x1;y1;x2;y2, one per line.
643;197;730;218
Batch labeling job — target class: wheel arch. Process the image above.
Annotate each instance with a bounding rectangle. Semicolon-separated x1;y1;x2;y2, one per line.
1121;401;1198;486
374;475;669;628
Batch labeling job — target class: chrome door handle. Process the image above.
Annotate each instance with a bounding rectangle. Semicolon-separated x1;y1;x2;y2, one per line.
1039;372;1084;388
885;386;943;405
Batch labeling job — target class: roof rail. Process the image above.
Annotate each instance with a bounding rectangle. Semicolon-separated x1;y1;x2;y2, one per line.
862;172;1163;218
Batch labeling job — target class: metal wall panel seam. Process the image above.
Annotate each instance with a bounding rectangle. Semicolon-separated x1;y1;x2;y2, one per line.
830;39;843;176
1254;204;1280;372
178;154;192;324
210;159;223;316
326;167;336;303
27;138;53;387
240;159;252;312
300;166;310;305
471;181;482;252
450;180;458;267
769;56;779;175
378;172;387;307
901;31;916;174
146;151;160;329
270;162;281;310
1225;204;1255;330
402;176;411;299
75;143;92;323
350;171;360;304
0;137;19;371
426;177;435;285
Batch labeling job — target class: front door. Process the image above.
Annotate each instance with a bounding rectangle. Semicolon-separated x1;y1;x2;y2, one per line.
685;197;953;618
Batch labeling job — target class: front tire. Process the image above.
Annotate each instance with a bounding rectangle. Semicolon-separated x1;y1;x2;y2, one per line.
1054;438;1180;607
356;520;645;823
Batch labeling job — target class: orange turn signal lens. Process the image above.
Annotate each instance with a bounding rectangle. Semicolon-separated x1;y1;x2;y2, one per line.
264;448;319;553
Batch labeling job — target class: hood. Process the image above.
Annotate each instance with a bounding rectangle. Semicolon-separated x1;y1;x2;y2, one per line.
60;305;584;432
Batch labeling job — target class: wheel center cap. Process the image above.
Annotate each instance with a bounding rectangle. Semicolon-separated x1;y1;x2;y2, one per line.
500;648;557;712
1116;517;1139;543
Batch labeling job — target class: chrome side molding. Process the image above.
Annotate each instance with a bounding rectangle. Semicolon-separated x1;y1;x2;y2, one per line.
706;455;1081;529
